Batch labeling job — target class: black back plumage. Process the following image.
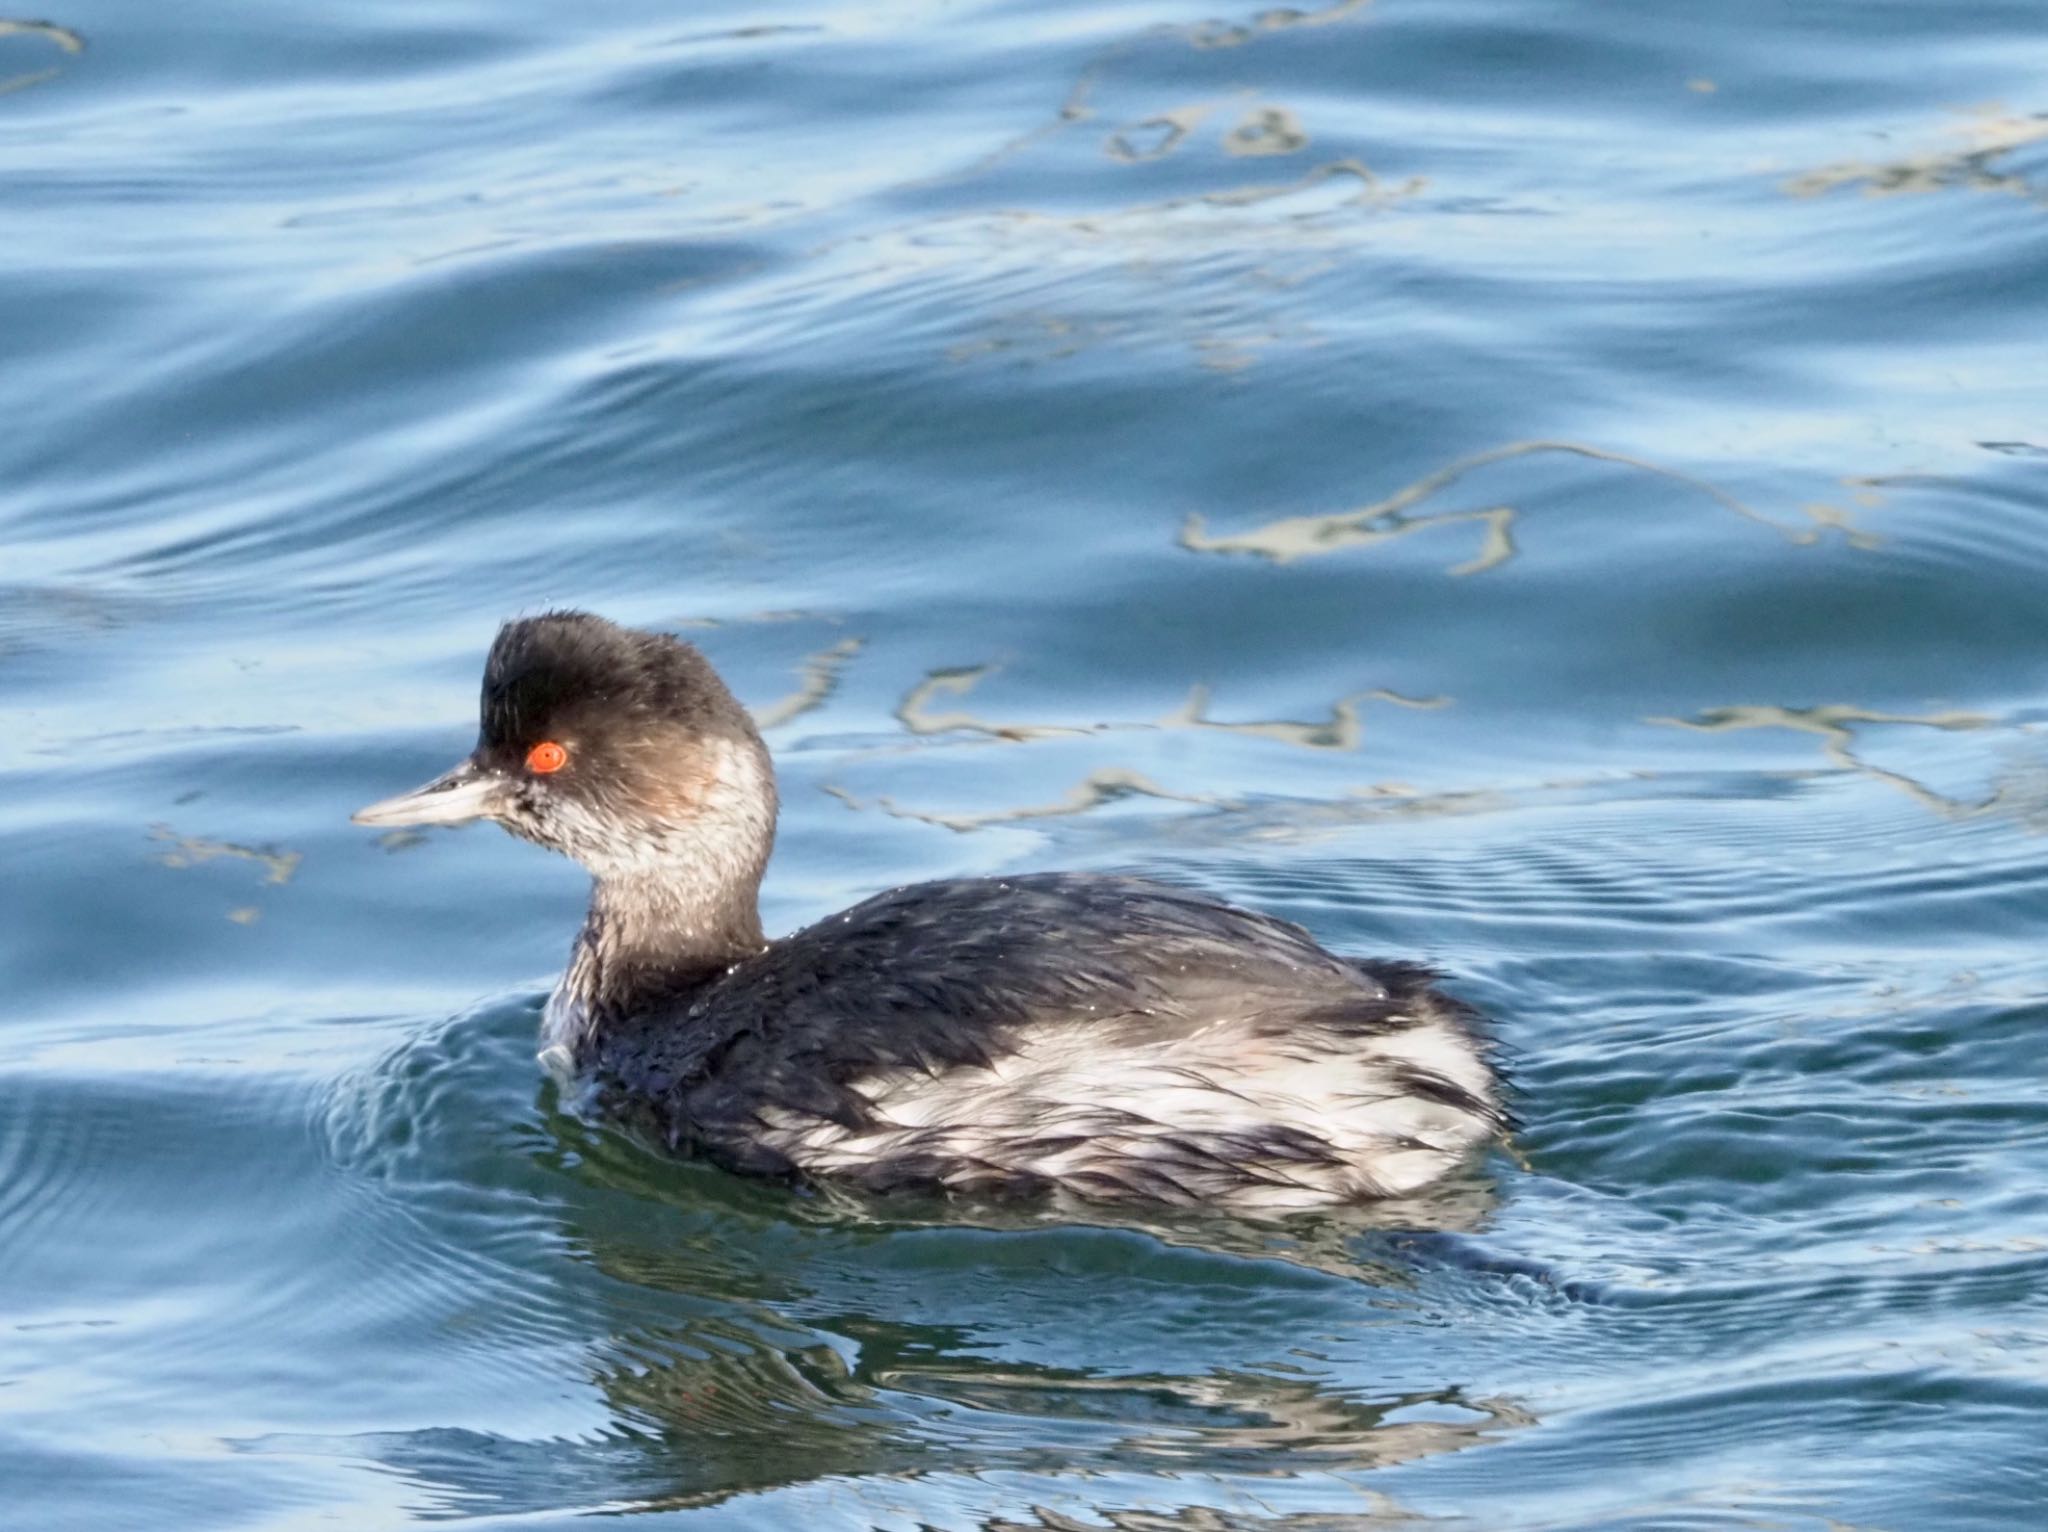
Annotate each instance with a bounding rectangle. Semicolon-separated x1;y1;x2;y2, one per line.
584;872;1492;1190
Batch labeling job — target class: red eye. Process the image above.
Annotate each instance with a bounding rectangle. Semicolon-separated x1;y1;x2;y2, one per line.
526;740;568;774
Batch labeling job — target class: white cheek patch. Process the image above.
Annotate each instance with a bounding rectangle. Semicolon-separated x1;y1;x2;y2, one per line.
752;1000;1499;1210
540;734;776;885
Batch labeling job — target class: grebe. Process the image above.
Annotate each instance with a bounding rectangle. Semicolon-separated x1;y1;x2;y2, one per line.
354;612;1503;1210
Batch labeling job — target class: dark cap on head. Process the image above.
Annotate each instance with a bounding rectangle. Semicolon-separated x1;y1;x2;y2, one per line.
476;611;754;774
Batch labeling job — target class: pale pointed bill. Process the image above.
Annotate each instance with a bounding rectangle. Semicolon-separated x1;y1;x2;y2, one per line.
352;758;507;828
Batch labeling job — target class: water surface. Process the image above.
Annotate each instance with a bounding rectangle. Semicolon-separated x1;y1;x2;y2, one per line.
5;1;2048;1526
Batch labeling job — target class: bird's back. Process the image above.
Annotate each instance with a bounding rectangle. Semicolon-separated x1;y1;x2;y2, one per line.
587;873;1503;1208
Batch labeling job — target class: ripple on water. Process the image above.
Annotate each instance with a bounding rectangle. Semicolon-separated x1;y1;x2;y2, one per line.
301;986;1556;1519
0;1065;322;1297
62;670;2035;1528
316;994;620;1394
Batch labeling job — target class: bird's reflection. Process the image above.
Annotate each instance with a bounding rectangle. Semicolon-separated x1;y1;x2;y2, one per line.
331;1083;1529;1520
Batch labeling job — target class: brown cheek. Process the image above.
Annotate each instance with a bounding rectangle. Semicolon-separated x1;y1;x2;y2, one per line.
633;752;717;822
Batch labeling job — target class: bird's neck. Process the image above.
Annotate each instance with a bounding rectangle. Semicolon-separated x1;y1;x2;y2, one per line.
542;735;777;1062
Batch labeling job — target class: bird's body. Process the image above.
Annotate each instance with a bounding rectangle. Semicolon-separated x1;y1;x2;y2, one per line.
355;613;1504;1211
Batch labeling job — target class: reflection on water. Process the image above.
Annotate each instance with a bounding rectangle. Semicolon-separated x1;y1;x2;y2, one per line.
1181;440;1876;569
869;765;1226;831
1224;107;1311;159
1789;105;2048;203
966;0;1372;180
896;666;1099;743
1108;102;1221;164
1652;703;2000;819
146;823;302;924
1109;102;1311;164
893;666;1443;749
0;17;82;97
1186;0;1376;51
281;1318;1529;1523
855;664;1453;828
147;824;302;886
754;636;866;731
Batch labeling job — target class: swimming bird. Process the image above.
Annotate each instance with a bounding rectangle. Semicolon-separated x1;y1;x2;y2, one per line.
354;612;1504;1210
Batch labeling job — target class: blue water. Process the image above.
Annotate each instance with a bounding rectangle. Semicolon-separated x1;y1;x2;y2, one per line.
6;2;2048;1526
